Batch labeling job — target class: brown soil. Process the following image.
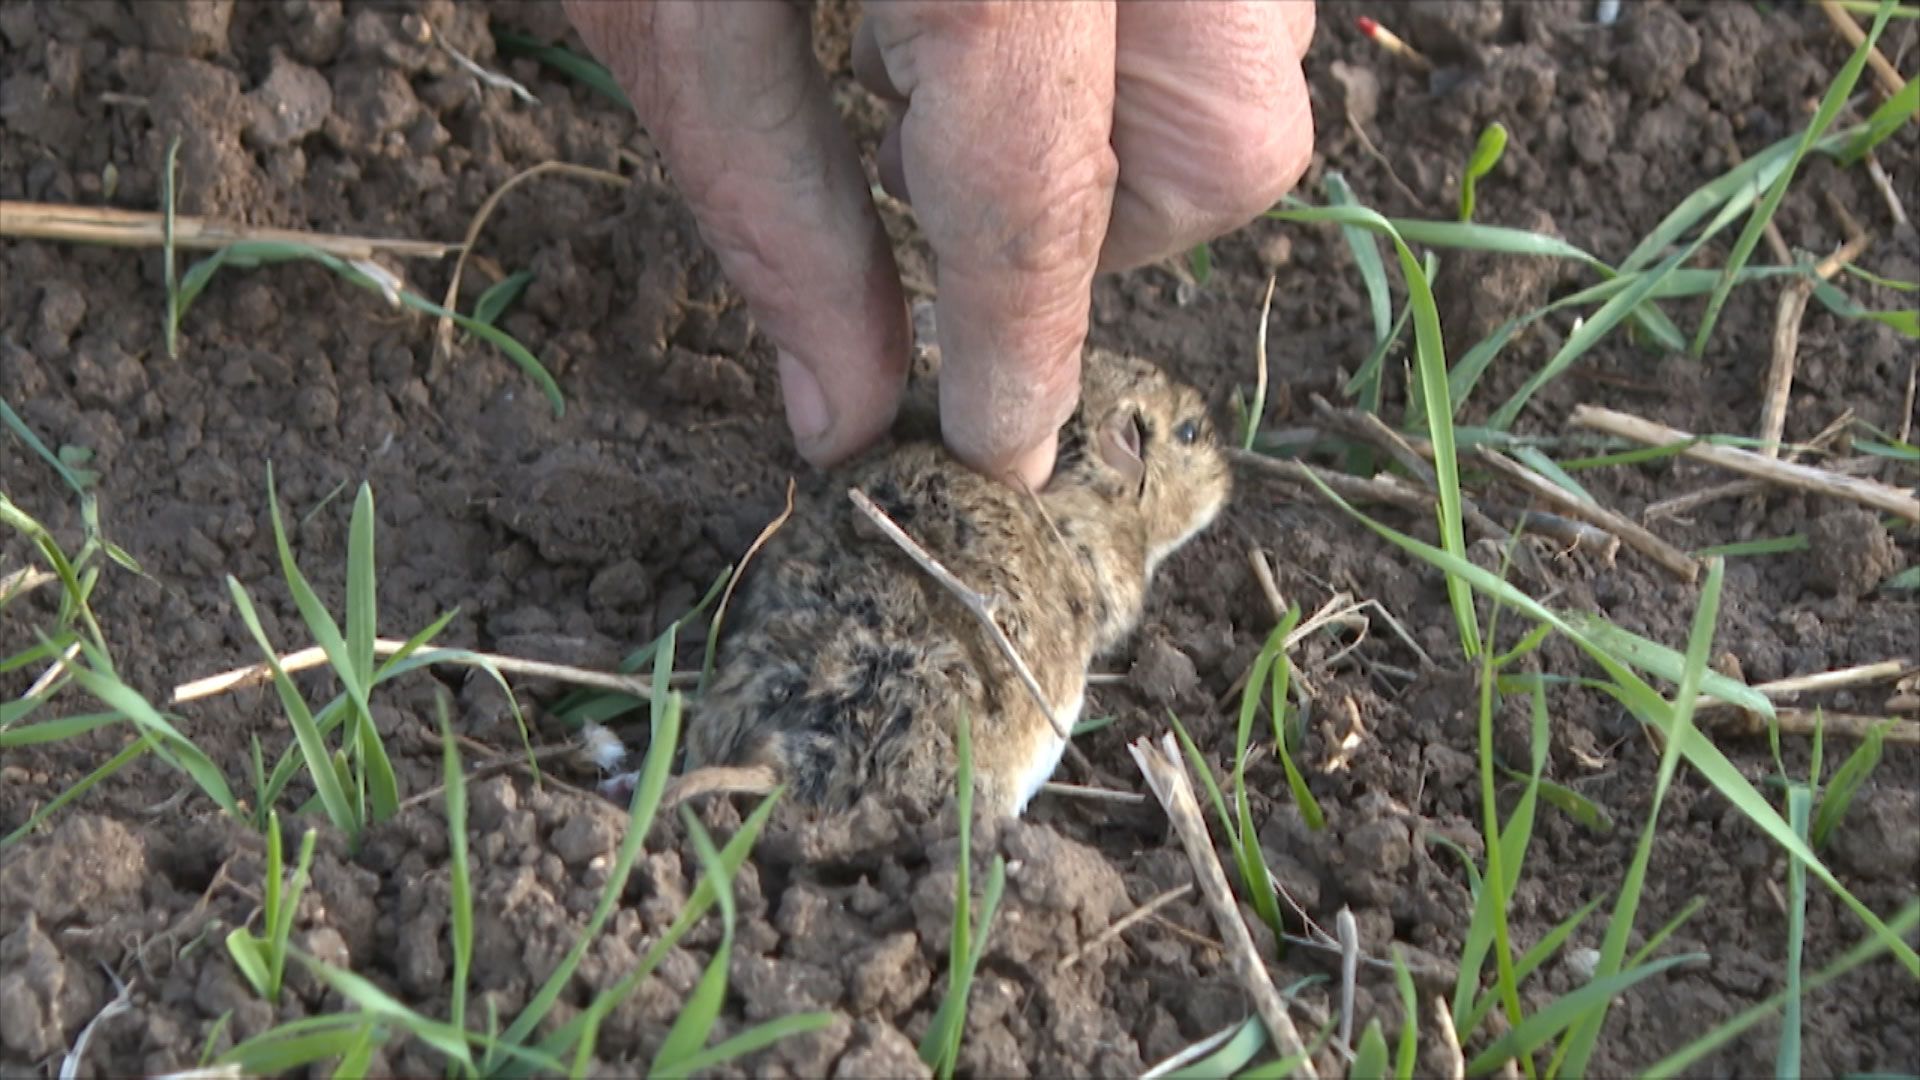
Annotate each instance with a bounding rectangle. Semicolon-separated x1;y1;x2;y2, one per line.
4;1;1917;1076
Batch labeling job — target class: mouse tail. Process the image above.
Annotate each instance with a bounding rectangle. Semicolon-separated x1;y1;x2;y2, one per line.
661;764;782;810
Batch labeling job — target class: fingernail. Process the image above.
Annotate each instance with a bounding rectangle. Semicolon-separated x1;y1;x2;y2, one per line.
777;349;833;448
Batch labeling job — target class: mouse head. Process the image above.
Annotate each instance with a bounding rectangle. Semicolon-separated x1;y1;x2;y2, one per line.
1055;348;1231;572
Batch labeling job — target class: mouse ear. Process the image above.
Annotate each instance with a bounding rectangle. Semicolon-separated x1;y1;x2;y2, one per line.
1096;410;1146;487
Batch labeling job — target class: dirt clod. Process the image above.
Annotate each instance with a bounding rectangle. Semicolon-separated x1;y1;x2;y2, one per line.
1805;508;1900;598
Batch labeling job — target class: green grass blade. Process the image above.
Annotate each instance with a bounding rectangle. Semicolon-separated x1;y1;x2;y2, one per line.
1643;902;1920;1078
1272;204;1477;653
1557;558;1727;1077
1392;946;1419;1080
649;812;738;1079
471;270;534;329
0;734;152;848
922;703;979;1078
64;637;242;820
1237;1019;1335;1079
329;1023;380;1080
1617;122;1857;275
163;134;180;359
272;826;318;1001
370;607;460;682
1463;608;1531;1062
1462;895;1605;1037
1300;477;1918;977
1812;718;1889;849
1810;279;1920;338
525;791;783;1079
1468;953;1709;1075
1384;218;1606;269
665;1013;839;1077
1189;241;1213;285
1689;0;1895;356
1168;711;1239;847
226;576;358;838
1839;76;1919;164
439;697;473;1041
1;397;91;497
491;31;632;110
173;241;564;417
1779;784;1812;1078
1266;618;1324;831
1458;122;1509;222
1489;246;1691;430
499;625;682;1052
0;710;119;747
1326;173;1394;350
1352;1018;1389;1078
264;466;398;823
346;484;376;699
1561;613;1773;719
295;955;474;1069
224;933;271;1001
1165;1016;1266;1079
219;1016;386;1075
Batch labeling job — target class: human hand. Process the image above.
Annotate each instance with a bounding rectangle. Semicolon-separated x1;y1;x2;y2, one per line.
564;1;1315;489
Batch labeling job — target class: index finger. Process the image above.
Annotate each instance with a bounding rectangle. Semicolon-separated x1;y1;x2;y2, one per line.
864;2;1120;488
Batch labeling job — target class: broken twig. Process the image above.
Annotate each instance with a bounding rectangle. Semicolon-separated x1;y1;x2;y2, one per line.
1475;447;1699;581
849;488;1073;740
1131;733;1318;1078
173;639;685;704
0;200;454;259
1570;406;1920;524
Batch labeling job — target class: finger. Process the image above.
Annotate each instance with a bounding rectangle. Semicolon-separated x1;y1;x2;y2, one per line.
1282;0;1316;60
563;0;909;468
1099;0;1315;273
864;2;1120;488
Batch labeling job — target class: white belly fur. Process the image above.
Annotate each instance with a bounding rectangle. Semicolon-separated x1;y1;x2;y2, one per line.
1012;691;1083;814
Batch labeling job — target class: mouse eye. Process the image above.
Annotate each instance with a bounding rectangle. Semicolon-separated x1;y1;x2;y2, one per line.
1174;419;1200;445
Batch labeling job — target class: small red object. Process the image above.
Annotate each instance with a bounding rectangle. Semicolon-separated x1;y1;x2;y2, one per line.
1355;16;1381;39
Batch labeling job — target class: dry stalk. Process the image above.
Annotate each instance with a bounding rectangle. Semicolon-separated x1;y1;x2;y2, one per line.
434;161;629;358
1229;448;1431;515
1434;997;1465;1080
1643;448;1881;523
1;565;57;602
1863;154;1910;228
0;200;455;259
1757;234;1874;467
1901;355;1917;448
1816;0;1911;102
1252;275;1277;435
702;478;796;678
1060;883;1195;971
1696;659;1913;712
1570;405;1920;523
1130;732;1318;1079
1703;708;1919;745
172;638;684;704
848;488;1073;741
1475;447;1700;581
1040;781;1146;805
1249;547;1288;623
1502;507;1621;564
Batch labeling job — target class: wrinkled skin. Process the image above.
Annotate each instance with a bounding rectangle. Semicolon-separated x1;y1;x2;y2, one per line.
565;0;1315;489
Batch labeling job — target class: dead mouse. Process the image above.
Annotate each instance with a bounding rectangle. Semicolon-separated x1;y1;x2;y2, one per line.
667;347;1231;819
